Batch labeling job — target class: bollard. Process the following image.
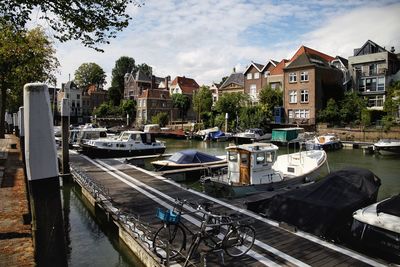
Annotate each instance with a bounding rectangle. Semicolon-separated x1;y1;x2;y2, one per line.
61;98;70;176
23;83;67;267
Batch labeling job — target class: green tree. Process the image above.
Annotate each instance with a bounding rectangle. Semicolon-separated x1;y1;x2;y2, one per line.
340;91;367;124
259;85;283;120
172;93;190;128
382;81;400;130
0;24;58;138
193;85;213;122
215;92;249;130
317;98;340;124
0;0;143;51
239;104;269;129
110;56;136;105
137;63;152;78
151;112;169;127
74;62;106;91
120;99;136;119
218;76;228;87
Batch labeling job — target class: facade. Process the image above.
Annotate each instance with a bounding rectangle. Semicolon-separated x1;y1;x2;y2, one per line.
219;72;244;95
83;84;108;117
136;89;173;125
283;46;343;125
348;40;400;110
330;56;351;91
124;70;164;100
209;83;219;105
57;81;83;123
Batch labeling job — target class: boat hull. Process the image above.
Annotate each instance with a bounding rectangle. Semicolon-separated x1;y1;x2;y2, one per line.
374;146;400;155
80;144;166;158
152;160;226;171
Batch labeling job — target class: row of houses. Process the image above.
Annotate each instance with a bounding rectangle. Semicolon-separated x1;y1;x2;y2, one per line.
212;40;400;125
51;39;399;127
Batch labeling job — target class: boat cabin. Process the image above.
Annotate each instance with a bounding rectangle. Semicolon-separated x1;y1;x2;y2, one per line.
271;127;304;143
76;128;108;146
226;143;282;186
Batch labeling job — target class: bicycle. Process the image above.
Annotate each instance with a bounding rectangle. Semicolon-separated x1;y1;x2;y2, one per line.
152;199;256;266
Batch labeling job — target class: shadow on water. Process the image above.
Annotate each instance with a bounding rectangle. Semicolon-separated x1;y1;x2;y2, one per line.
62;183;144;267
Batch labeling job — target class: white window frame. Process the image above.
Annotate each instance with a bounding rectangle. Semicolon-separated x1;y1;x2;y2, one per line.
300;71;309;82
288;110;294;119
294;109;309;119
289;90;297;103
301;90;309;103
247;73;252;80
377;77;385;91
254;72;260;79
264;71;270;78
289;72;297;83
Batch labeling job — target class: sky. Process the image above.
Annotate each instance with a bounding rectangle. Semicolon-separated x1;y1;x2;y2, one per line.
33;0;400;88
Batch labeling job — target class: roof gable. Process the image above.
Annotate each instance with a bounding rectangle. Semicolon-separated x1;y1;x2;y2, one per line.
244;61;264;74
270;59;289;75
290;45;334;63
220;73;244;89
260;59;278;72
354;40;387;56
171;76;200;94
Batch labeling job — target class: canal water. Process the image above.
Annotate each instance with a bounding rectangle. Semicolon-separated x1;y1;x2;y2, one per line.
64;138;400;266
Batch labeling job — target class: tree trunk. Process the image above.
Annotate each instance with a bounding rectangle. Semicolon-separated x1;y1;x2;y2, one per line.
0;85;6;139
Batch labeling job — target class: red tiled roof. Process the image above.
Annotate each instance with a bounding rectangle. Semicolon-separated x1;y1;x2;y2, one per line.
138;89;171;99
290;45;334;63
171;76;200;94
270;59;289;75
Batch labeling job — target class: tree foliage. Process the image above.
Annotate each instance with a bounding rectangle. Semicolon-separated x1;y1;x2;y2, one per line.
0;0;144;51
172;93;190;126
259;85;283;120
0;24;58;137
151;112;169;127
193;85;213;121
382;81;400;130
74;62;106;91
339;91;366;124
239;105;269;130
110;56;136;105
120;99;136;118
214;92;249;131
137;63;152;78
317;98;340;124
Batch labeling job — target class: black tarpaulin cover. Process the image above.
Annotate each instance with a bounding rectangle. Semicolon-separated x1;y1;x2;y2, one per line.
264;167;381;238
377;194;400;217
168;150;221;164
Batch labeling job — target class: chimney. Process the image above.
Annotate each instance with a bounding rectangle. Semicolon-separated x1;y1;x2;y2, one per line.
164;76;170;90
390;46;395;53
151;75;156;89
233;67;236;73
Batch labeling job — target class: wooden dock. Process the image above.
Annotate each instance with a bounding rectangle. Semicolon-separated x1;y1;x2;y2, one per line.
69;152;389;267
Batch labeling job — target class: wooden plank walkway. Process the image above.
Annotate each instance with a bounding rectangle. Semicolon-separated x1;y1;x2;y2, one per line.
70;152;388;267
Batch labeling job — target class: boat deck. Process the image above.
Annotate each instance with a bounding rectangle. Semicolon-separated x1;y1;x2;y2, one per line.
70;152;388;266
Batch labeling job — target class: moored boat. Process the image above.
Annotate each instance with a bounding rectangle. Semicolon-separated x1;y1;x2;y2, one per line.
233;128;271;144
305;133;343;150
271;127;304;145
80;130;166;158
202;142;327;198
373;139;400;156
151;149;226;171
351;194;400;261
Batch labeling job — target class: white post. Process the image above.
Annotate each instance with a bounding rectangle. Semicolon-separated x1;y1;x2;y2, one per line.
13;112;19;136
225;113;229;133
23;83;67;266
127;113;130;126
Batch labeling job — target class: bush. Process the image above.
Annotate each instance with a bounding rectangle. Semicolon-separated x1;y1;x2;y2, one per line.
151;112;169;127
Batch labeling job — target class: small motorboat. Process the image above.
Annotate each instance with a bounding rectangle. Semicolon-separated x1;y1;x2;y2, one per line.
80;130;166;158
351;194;400;261
202;142;327;198
233;128;271;144
373;139;400;156
305;134;343;150
151;149;226;171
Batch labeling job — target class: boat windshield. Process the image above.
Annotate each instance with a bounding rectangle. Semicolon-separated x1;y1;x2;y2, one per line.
119;132;131;141
228;151;238;162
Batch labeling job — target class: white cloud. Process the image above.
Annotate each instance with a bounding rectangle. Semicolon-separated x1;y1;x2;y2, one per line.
50;0;400;88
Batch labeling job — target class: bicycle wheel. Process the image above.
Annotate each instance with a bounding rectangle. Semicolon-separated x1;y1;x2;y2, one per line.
153;224;186;260
223;225;256;257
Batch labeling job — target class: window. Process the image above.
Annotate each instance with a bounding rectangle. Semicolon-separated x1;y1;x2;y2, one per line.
250;84;257;99
288;110;294;119
359;79;366;92
247;73;252;80
369;64;377;75
228;151;238;162
300;71;309;81
256;152;265;165
294;109;310;118
77;94;80;99
301;90;309;103
240;153;248;165
289;72;297;83
254;73;260;79
289;90;297;103
264;71;270;77
377;77;385;91
368;95;384;108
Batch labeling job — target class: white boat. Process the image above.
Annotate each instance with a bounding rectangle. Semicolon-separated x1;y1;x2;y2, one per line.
351;195;400;260
233;128;271;144
305;134;342;150
75;127;108;148
203;142;327;197
80;130;166;158
373;139;400;156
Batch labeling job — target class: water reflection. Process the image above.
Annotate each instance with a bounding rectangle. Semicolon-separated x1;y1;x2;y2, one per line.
62;183;144;267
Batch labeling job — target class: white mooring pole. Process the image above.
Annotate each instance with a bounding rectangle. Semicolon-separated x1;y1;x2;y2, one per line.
23;83;67;266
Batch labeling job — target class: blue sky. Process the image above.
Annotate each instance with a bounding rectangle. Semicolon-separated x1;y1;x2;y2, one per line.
47;0;400;87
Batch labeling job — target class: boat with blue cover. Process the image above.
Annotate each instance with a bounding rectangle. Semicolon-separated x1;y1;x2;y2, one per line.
151;149;226;171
